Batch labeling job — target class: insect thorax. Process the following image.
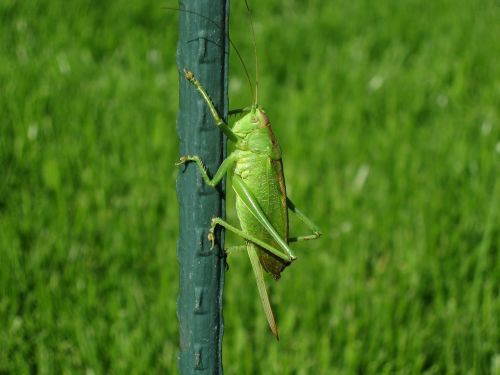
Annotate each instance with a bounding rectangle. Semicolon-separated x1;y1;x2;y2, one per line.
233;108;281;160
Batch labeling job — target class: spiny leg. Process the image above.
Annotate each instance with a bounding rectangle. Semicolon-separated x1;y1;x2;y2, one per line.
209;217;293;263
176;152;238;187
286;197;322;243
183;69;239;143
224;245;247;256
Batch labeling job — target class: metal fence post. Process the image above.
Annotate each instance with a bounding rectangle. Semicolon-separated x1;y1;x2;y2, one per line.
176;0;229;374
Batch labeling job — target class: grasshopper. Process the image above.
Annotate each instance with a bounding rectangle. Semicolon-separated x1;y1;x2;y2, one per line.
176;3;321;340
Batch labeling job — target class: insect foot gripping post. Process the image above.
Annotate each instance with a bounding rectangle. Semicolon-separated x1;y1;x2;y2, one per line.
177;65;321;340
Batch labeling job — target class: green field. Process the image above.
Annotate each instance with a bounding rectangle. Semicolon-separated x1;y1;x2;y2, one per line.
1;0;499;373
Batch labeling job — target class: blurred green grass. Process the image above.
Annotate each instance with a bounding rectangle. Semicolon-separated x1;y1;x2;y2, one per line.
1;0;499;373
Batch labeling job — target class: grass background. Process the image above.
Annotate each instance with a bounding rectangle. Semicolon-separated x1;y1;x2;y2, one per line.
1;0;499;373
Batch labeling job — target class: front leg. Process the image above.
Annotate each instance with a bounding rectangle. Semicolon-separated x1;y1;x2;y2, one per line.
176;152;238;187
183;69;239;143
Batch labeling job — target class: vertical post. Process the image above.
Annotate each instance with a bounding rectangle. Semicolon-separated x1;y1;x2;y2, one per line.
176;1;229;374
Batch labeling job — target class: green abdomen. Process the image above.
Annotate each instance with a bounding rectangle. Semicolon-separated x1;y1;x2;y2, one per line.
234;151;289;279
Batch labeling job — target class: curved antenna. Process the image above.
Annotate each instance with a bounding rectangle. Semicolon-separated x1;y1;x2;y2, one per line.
164;6;256;104
244;0;259;106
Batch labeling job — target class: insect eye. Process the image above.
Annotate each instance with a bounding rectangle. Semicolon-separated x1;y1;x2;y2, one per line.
251;116;258;123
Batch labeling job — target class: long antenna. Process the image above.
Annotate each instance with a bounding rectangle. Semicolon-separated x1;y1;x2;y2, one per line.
164;6;256;104
244;0;259;106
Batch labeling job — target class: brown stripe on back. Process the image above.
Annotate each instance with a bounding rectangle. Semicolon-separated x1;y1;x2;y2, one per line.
260;110;289;242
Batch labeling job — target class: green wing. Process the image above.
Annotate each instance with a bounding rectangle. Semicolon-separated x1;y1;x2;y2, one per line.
232;174;296;261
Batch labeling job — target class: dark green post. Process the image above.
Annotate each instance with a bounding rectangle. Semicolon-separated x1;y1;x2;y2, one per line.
176;0;229;374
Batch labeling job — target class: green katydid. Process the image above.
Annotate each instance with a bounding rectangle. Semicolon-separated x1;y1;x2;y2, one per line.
176;2;321;340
